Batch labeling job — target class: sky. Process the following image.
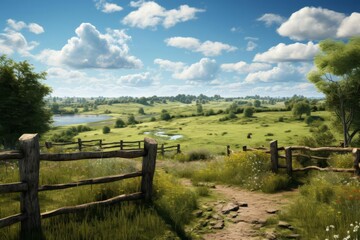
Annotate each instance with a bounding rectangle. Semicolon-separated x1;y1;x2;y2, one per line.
0;0;359;98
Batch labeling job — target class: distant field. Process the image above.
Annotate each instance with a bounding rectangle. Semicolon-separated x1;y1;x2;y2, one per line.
43;101;338;155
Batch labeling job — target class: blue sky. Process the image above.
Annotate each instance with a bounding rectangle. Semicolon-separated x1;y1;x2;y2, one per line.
1;0;359;97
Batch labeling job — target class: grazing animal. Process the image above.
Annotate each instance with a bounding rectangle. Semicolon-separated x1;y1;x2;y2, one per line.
247;133;252;139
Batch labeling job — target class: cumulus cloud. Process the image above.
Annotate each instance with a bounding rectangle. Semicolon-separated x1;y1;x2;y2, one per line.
221;61;271;74
246;41;257;51
253;42;319;63
0;31;38;56
257;13;285;27
173;58;219;81
47;67;87;80
165;37;237;56
6;19;44;34
37;23;142;69
154;58;185;72
122;1;204;29
337;12;360;38
95;0;123;13
117;72;155;87
277;7;345;40
244;63;311;84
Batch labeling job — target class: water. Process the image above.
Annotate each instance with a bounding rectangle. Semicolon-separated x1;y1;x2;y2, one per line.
52;114;111;127
144;131;183;140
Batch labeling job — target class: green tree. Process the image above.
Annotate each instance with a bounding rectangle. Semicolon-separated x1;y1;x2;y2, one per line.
138;107;145;115
196;103;203;115
127;115;137;125
254;100;261;108
102;126;110;134
160;109;171;121
0;55;52;148
308;37;360;146
292;101;311;120
243;107;254;118
114;118;126;128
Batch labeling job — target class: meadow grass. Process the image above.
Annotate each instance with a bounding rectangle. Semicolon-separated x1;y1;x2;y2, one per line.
0;158;199;239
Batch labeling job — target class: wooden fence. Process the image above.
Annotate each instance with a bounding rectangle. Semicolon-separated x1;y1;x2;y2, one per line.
228;140;360;176
0;134;157;239
45;139;181;156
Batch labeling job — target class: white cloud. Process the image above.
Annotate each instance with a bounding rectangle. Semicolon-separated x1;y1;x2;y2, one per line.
165;37;237;56
122;1;204;29
37;23;142;69
253;42;319;63
337;12;360;38
154;58;185;72
221;61;271;74
47;67;87;80
257;13;285;27
277;7;345;41
95;0;123;13
6;19;44;34
117;72;156;87
0;31;38;56
173;58;219;81
244;63;310;83
246;41;257;51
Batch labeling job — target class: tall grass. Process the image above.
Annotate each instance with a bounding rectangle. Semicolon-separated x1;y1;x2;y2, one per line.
281;172;360;239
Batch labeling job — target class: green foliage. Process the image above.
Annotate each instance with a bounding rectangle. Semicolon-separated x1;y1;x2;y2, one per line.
196;103;203;115
292;101;311;119
254;99;261;108
114;118;126;128
127;114;138;125
282;173;360;239
219;111;237;121
186;149;211;161
0;55;52;148
51;125;92;142
299;122;336;147
138;107;145;115
308;37;360;146
102;126;110;134
328;153;353;168
160;109;171;121
243;107;254;118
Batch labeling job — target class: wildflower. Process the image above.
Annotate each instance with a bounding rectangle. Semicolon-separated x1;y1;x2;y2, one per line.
333;235;339;239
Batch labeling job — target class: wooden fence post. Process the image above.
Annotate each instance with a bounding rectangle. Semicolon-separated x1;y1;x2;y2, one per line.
99;140;102;149
18;134;43;239
177;144;181;154
227;145;230;156
161;144;165;157
77;138;82;151
270;140;279;173
44;141;52;149
353;148;360;176
285;147;292;175
120;140;123;150
141;138;157;202
138;141;141;149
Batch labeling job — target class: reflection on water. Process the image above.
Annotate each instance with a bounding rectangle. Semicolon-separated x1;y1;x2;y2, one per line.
53;114;111;127
144;131;183;140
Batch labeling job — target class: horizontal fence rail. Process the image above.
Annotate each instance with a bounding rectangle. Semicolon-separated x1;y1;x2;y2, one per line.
0;134;158;239
228;140;360;176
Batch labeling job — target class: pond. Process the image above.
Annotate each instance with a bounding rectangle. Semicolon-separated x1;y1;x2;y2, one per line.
52;114;111;127
144;131;183;140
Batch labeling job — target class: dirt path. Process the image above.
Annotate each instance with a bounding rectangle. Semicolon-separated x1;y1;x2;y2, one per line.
199;184;297;240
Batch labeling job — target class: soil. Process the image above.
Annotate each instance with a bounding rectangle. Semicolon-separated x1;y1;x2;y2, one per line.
196;184;297;240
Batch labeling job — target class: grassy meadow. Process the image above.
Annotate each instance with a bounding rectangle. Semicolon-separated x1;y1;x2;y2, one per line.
2;99;359;239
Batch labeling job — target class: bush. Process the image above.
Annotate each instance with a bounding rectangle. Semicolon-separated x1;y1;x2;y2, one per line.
102;126;110;134
127;115;138;125
187;149;211;161
243;107;254;118
114;118;126;128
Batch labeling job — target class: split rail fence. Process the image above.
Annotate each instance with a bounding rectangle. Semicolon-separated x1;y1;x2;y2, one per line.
45;139;180;156
227;140;360;176
0;134;157;239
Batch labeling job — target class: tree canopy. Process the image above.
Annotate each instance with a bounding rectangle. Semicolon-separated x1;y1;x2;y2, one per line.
308;37;360;146
0;55;52;149
292;101;311;120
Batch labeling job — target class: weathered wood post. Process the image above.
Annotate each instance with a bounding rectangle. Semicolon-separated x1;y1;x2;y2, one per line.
99;140;102;149
270;140;279;173
120;140;124;150
161;144;165;157
141;138;157;202
353;148;360;176
285;147;292;175
18;134;43;239
227;145;231;156
177;144;181;154
138;141;141;149
44;141;52;149
77;138;82;151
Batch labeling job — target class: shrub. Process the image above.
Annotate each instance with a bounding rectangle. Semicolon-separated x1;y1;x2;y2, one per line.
102;126;110;134
127;115;137;125
243;107;254;118
187;149;211;161
261;173;290;193
114;118;126;128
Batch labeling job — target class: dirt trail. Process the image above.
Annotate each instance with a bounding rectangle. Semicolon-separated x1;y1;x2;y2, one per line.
200;184;297;240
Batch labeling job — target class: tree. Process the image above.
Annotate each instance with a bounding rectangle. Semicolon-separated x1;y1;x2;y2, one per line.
138;107;145;115
160;109;171;121
243;107;254;118
0;55;52;149
254;100;261;108
114;118;126;128
292;101;311;120
127;115;137;125
308;37;360;146
102;126;110;134
196;103;203;115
